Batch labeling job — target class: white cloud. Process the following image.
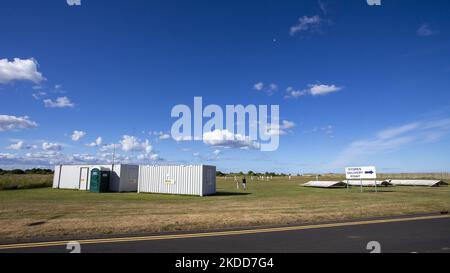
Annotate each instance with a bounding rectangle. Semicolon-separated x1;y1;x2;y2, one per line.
269;83;278;92
0;149;165;168
0;58;45;84
99;143;117;152
0;151;63;167
308;84;342;95
290;15;322;36
120;135;153;153
159;134;171;140
32;91;47;100
333;118;450;167
203;129;260;150
417;23;437;37
151;131;172;140
6;141;37;151
253;82;264;91
136;153;160;161
150;154;160;161
71;130;86;142
281;120;296;129
86;137;103;147
285;84;341;98
0;115;38;131
6;141;25;150
285;87;306;98
42;142;62;152
377;123;419;140
264;120;296;136
213;149;221;156
254;82;278;95
44;97;74;108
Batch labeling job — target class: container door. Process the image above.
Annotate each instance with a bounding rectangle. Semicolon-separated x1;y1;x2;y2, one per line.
90;168;100;193
79;167;89;190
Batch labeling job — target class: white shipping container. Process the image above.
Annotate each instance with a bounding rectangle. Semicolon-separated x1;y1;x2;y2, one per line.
53;164;139;192
138;165;216;196
303;181;347;188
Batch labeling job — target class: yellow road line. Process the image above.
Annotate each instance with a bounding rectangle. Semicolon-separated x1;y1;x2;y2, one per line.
1;214;449;250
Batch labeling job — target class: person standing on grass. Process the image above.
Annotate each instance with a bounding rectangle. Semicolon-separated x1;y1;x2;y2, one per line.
242;177;247;191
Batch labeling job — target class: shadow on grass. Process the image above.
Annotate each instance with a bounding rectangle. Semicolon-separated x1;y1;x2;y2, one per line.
211;191;252;197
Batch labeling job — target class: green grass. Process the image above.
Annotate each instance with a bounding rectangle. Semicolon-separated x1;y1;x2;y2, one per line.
0;174;53;191
0;176;449;241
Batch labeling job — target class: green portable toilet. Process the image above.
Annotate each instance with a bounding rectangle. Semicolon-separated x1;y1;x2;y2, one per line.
90;168;110;193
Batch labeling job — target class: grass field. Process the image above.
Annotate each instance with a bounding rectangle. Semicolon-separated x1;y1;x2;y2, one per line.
0;174;53;191
0;176;449;241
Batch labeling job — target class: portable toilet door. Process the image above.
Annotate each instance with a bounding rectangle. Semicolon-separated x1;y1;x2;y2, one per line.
90;168;101;193
90;168;111;193
100;171;110;192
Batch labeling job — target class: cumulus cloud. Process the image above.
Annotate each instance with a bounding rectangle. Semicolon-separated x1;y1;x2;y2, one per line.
0;149;164;168
253;82;264;91
42;142;62;152
6;141;37;150
308;84;342;95
203;129;260;150
285;83;342;98
86;137;103;147
290;15;322;36
0;58;45;84
120;135;153;153
71;130;86;142
6;141;25;150
0;115;38;131
44;97;74;108
253;82;278;95
0;152;63;167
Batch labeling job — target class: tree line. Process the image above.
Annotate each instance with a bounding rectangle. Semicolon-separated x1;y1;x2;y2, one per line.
216;171;298;177
0;168;54;175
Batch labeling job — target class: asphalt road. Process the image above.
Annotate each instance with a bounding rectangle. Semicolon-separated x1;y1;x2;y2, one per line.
1;214;450;253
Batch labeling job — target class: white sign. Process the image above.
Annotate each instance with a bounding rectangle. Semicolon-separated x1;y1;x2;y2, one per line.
345;166;377;179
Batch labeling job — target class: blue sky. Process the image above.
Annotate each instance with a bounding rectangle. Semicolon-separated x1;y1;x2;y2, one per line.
1;0;450;173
